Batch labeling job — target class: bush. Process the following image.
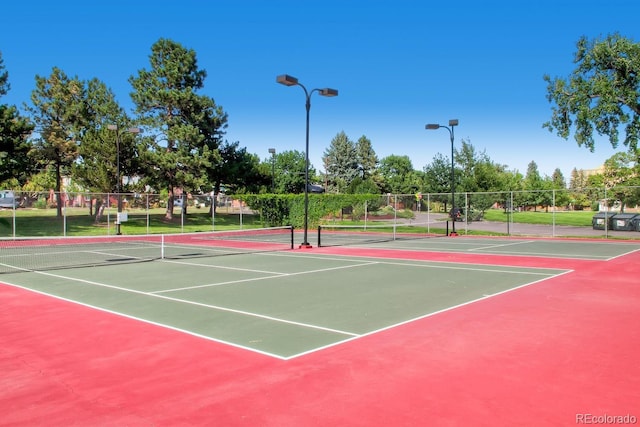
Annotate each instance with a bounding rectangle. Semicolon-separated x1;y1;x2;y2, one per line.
237;193;383;228
33;198;47;209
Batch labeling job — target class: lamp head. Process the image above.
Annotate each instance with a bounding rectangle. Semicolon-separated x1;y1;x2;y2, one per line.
107;124;140;134
425;124;440;130
268;148;276;154
276;74;299;86
319;88;338;97
449;119;459;126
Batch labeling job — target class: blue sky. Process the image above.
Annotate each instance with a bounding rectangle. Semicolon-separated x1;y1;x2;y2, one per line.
1;0;638;179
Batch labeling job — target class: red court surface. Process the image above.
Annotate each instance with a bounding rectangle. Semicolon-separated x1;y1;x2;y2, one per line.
1;245;639;426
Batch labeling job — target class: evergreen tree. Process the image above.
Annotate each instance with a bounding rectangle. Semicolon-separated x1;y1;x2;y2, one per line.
26;67;89;217
129;38;228;218
0;51;34;187
569;168;589;190
322;131;358;192
355;135;378;179
523;161;545;210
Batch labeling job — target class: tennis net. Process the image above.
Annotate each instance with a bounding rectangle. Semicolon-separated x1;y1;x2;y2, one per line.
317;222;444;247
0;226;294;274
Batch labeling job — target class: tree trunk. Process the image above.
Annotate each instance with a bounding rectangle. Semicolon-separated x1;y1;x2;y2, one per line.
94;199;105;224
165;186;175;220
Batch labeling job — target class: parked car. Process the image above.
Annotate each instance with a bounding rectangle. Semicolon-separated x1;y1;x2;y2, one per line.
0;190;18;208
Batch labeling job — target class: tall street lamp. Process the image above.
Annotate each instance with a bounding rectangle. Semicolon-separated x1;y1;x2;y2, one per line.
276;74;338;248
268;148;276;193
107;124;140;235
425;119;459;236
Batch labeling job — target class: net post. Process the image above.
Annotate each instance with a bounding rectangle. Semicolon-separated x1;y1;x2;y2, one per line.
161;234;165;259
290;225;294;249
317;225;322;247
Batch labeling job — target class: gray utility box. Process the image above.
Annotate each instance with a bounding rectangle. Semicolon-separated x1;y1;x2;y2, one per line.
592;212;613;230
610;213;639;231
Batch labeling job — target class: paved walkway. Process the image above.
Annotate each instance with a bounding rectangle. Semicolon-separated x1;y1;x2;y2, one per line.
413;212;640;239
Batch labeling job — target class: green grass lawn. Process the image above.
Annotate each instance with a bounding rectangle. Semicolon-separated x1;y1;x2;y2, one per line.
0;207;266;237
482;209;595;226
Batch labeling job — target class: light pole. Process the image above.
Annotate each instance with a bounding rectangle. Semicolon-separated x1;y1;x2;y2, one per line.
268;148;276;193
276;74;338;248
107;124;140;235
425;119;459;236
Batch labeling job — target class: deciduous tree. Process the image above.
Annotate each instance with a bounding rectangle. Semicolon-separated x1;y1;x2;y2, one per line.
544;33;640;152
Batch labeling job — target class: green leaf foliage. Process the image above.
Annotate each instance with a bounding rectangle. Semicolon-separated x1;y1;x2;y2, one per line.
238;193;382;228
129;38;228;218
544;33;640;152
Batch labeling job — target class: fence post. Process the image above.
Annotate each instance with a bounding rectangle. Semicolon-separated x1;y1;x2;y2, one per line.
63;192;67;237
552;189;556;237
427;193;431;234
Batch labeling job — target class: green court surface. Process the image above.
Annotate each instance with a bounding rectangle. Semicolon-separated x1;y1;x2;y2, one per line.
1;249;570;359
314;234;640;260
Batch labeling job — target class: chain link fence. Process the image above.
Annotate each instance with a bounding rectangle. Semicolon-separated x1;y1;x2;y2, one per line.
316;187;640;239
0;191;255;238
1;187;639;239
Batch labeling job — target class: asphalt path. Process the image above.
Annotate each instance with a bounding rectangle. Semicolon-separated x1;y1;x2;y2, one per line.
414;212;640;239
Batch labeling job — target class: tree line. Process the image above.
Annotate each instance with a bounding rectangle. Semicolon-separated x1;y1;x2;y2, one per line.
1;33;640;219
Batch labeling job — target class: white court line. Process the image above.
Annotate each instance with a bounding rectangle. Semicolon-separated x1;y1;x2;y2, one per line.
605;247;640;261
251;250;566;274
25;269;361;338
468;240;536;251
160;258;289;275
372;258;560;276
155;260;380;293
1;253;574;360
340;241;615;260
157;255;558;296
284;268;574;360
0;278;292;360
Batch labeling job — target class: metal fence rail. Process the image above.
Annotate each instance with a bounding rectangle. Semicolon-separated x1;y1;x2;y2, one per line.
0;191;253;238
1;188;639;239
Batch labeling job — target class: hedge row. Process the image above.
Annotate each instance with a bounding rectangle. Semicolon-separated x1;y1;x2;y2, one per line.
236;194;384;228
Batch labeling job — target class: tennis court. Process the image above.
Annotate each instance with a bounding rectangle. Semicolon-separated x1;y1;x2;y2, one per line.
2;230;640;425
315;225;640;260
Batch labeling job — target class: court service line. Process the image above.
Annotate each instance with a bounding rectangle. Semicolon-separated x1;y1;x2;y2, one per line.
467;240;536;251
257;252;563;276
26;269;362;338
340;243;612;260
374;259;562;276
155;260;380;293
159;258;290;275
